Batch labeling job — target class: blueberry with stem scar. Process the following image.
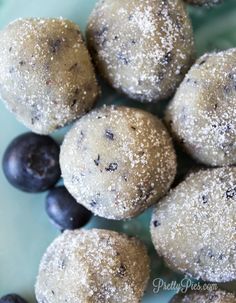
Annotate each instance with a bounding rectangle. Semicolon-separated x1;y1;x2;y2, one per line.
2;132;61;192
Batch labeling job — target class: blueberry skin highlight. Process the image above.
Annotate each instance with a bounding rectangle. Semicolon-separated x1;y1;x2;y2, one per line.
0;294;28;303
2;132;61;192
45;186;92;230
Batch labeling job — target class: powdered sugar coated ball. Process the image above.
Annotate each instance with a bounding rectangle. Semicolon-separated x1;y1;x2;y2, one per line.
165;48;236;166
60;106;177;219
151;167;236;282
87;0;195;103
0;18;100;134
35;229;150;303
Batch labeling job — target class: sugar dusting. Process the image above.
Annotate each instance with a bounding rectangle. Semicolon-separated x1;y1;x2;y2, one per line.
60;105;177;219
151;167;236;282
87;0;195;102
35;229;150;303
0;18;99;134
166;48;236;166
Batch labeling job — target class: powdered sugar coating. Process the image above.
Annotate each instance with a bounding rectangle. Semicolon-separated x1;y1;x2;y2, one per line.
35;229;150;303
171;290;236;303
165;48;236;166
0;18;100;134
86;0;195;103
60;106;177;220
151;167;236;282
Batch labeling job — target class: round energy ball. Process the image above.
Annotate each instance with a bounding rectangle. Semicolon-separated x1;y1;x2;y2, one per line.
60;106;177;220
170;290;236;303
0;18;100;134
35;229;150;303
151;167;236;282
86;0;195;103
184;0;223;6
165;49;236;166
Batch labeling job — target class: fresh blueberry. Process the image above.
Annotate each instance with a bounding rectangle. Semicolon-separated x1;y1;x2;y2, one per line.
45;186;92;230
2;132;61;193
0;294;28;303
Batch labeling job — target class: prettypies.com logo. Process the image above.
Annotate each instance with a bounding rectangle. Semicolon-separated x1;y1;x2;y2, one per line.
153;278;218;294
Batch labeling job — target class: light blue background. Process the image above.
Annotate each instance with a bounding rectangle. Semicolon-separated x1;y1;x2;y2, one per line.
0;0;236;302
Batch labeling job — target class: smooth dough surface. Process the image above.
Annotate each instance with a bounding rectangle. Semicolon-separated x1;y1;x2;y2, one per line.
35;229;150;303
87;0;194;103
151;167;236;282
165;49;236;166
0;18;100;134
60;106;177;220
171;290;236;303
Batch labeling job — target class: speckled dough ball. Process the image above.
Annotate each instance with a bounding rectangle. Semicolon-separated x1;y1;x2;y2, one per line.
0;18;100;134
151;167;236;282
87;0;195;103
60;106;176;220
171;290;236;303
184;0;223;6
165;49;236;166
35;229;150;303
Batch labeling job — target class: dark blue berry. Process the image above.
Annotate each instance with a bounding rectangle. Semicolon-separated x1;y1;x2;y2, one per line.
2;132;61;193
105;162;118;171
45;186;92;230
105;130;114;140
94;154;100;166
225;186;236;199
153;220;161;227
0;294;28;303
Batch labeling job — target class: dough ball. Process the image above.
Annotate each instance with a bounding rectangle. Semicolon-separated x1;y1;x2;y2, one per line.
165;49;236;166
171;290;236;303
184;0;223;6
151;167;236;282
60;106;176;220
0;18;100;134
35;229;150;303
86;0;194;103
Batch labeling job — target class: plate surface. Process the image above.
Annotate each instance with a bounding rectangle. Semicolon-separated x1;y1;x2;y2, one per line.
0;0;236;302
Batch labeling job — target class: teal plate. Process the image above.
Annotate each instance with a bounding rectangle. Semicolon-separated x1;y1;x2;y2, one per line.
0;0;236;302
